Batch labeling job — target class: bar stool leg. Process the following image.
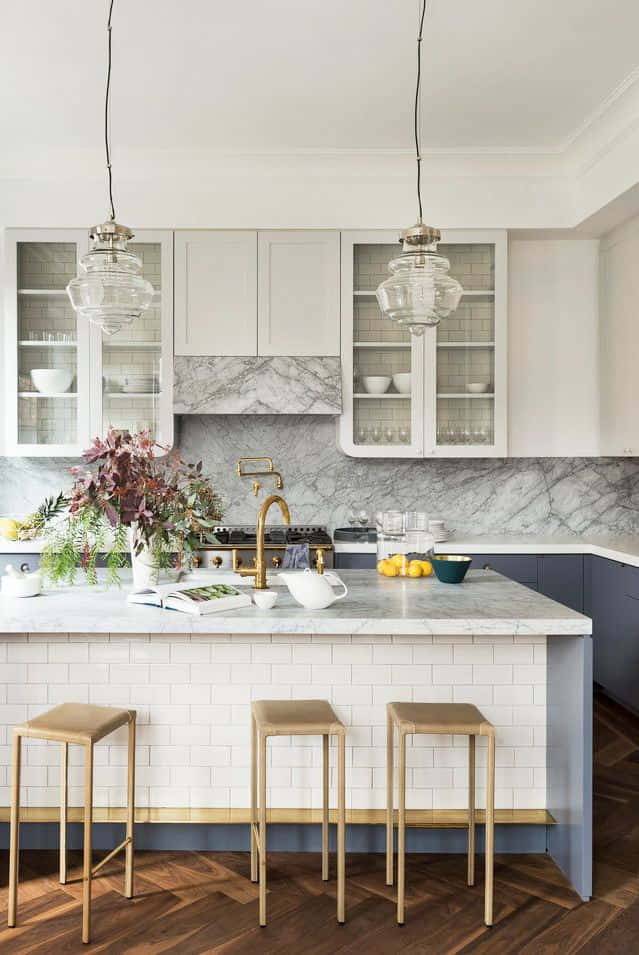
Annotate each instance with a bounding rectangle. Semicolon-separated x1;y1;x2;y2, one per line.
397;730;406;925
82;742;94;945
468;734;475;886
60;742;68;885
250;712;258;882
485;733;495;927
8;731;21;928
259;732;267;927
337;732;345;924
386;709;394;886
125;716;135;899
322;734;329;881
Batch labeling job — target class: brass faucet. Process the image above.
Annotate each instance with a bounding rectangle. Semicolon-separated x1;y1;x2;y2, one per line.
232;494;290;590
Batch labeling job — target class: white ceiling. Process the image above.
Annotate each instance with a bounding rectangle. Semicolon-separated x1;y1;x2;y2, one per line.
2;0;638;156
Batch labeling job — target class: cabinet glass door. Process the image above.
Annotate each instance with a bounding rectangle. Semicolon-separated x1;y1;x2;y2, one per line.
97;232;173;447
14;236;89;452
435;242;497;451
350;243;420;453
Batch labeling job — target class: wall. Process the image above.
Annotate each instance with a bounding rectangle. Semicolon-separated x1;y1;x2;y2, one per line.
2;415;639;535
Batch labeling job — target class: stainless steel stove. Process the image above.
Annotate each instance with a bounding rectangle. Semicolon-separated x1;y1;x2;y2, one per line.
195;525;333;572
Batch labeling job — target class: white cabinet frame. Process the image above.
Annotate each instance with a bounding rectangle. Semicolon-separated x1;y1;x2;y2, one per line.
4;228;90;456
338;229;508;459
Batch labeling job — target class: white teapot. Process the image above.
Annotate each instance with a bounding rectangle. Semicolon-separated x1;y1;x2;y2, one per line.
278;569;348;610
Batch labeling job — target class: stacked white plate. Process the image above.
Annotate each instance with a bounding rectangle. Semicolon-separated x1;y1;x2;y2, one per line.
122;375;156;394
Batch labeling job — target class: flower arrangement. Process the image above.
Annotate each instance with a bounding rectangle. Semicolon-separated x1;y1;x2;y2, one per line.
40;428;223;586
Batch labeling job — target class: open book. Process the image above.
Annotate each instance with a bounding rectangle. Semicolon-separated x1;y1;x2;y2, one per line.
128;581;252;615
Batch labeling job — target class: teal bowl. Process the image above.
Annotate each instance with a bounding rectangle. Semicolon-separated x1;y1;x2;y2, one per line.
432;555;472;584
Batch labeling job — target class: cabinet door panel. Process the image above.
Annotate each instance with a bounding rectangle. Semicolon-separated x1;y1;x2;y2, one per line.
174;231;257;357
258;231;340;356
538;555;584;612
468;554;538;586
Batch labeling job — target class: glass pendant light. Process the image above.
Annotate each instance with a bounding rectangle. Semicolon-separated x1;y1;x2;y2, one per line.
67;0;153;336
376;0;462;336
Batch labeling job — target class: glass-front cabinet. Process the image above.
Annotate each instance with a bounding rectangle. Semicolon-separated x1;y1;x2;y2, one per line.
4;229;173;456
339;230;507;458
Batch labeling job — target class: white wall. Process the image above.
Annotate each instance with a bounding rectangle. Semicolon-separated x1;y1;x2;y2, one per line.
508;239;600;456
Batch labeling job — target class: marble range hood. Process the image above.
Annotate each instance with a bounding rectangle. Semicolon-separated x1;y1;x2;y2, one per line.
173;355;342;415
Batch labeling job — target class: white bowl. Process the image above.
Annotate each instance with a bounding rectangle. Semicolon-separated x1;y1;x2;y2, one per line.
392;373;412;394
31;369;74;395
465;382;490;394
253;590;278;610
361;376;391;395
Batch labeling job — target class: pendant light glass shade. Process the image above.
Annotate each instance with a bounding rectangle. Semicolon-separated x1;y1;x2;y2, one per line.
66;221;154;336
376;225;463;336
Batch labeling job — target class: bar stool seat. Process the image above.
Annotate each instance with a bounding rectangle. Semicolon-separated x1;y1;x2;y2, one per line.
387;701;495;927
8;703;136;945
17;702;132;743
387;702;495;738
251;699;346;926
252;699;344;736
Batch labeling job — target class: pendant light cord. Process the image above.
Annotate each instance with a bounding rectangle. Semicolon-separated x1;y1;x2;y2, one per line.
414;0;426;222
105;0;116;221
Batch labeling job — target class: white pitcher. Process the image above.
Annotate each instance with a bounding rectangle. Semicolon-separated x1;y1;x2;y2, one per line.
278;569;348;610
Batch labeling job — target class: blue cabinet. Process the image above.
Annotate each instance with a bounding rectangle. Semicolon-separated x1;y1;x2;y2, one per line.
465;554;538;589
538;555;584;613
590;556;639;714
334;553;376;570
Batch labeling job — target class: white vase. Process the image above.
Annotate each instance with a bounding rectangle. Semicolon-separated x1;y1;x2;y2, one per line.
129;527;159;588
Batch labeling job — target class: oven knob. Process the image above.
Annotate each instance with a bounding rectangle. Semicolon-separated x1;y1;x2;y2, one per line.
212;556;223;568
234;555;242;568
272;556;282;568
192;555;201;568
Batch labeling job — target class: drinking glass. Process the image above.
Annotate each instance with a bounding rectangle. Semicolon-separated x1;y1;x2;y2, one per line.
383;426;395;444
370;426;382;443
398;426;410;443
356;424;369;444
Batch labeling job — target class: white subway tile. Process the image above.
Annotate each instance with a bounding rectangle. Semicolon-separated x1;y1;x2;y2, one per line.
291;645;332;664
373;645;412;665
149;664;190;684
109;664;149;684
333;645;372;665
48;643;89;663
493;645;534;665
493;685;533;706
453;645;493;665
391;665;432;685
473;665;512;685
452;685;493;705
312;665;351;684
413;645;453;664
190;745;231;767
27;663;67;683
252;644;292;664
513;665;546;685
432;665;472;684
272;664;311;685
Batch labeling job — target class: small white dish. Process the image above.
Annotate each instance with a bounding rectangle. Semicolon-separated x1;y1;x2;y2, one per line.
465;382;490;394
362;376;391;395
253;590;278;610
392;372;411;394
31;368;73;395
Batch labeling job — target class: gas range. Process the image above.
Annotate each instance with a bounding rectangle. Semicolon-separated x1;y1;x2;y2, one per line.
195;524;333;572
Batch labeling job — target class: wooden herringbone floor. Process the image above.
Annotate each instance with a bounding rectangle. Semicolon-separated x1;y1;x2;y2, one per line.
2;690;639;953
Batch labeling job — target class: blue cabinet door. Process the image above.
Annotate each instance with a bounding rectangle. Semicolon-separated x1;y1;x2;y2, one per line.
538;555;584;612
463;553;538;589
334;553;377;570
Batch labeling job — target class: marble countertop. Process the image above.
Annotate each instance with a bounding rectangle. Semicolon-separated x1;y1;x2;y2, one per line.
0;569;591;636
334;534;639;567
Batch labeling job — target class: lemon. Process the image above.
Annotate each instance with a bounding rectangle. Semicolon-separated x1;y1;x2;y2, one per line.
407;560;423;578
419;560;433;577
0;518;19;541
379;560;398;577
394;556;409;576
390;553;406;567
377;559;390;575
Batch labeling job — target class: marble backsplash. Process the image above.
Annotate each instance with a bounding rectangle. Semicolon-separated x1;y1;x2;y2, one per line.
2;415;639;536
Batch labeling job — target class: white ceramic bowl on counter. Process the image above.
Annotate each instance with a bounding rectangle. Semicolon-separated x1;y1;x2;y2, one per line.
465;382;490;394
30;368;74;395
361;376;391;395
392;372;411;394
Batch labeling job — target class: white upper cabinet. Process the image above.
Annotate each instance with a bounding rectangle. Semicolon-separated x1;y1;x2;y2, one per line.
258;231;340;356
508;239;600;457
174;231;257;356
338;229;507;459
600;219;639;457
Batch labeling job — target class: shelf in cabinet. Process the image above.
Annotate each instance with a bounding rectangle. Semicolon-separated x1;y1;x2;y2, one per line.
436;341;494;348
354;392;410;400
354;341;411;349
102;341;161;349
18;340;76;348
104;392;161;399
18;288;68;297
437;392;494;399
354;289;494;298
18;391;77;398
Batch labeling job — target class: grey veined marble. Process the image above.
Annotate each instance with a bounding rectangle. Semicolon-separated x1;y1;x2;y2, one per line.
0;569;591;635
173;356;342;414
2;414;639;536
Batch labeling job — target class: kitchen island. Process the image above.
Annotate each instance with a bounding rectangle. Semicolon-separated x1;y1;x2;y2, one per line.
0;569;592;900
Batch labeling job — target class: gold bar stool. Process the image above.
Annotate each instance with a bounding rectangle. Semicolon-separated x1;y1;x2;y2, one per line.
8;703;136;945
386;702;495;926
250;699;346;926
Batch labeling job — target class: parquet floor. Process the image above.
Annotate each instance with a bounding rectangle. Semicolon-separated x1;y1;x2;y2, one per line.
2;690;639;953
